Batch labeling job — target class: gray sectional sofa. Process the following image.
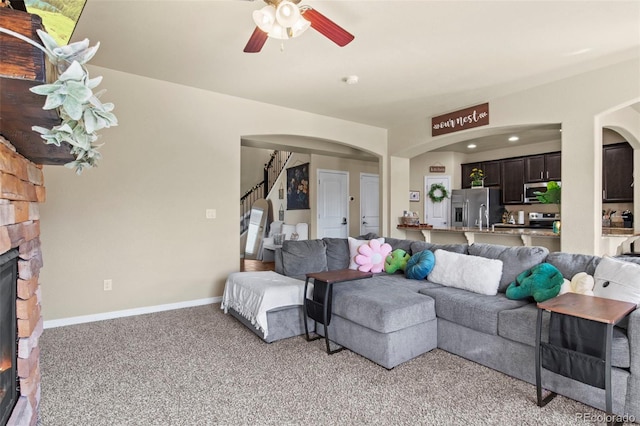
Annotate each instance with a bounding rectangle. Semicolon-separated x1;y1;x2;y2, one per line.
227;237;640;418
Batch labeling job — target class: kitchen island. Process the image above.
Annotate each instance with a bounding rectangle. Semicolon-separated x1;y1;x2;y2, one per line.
397;225;639;256
397;224;561;252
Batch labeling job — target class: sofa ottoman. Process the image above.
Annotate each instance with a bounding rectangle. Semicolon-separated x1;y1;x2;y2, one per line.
318;274;438;369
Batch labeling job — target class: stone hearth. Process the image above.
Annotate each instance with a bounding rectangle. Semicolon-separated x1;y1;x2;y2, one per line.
0;136;45;426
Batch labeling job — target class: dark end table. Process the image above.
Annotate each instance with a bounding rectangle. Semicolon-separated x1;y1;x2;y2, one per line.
536;293;636;425
303;269;373;354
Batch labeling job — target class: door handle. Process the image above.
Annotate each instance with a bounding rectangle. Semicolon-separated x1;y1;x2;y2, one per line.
362;216;367;225
342;217;347;225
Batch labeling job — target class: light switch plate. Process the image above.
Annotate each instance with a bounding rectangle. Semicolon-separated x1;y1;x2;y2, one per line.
206;209;216;219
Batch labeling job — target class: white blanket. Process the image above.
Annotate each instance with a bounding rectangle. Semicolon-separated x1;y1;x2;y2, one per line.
221;271;308;338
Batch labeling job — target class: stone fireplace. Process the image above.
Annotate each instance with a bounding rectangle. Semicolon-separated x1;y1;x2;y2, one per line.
0;135;45;426
0;248;18;425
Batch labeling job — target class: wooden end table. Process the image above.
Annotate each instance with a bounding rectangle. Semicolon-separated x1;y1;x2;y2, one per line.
303;269;373;354
536;293;636;424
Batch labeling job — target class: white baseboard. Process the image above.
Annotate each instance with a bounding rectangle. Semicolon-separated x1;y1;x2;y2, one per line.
43;296;223;329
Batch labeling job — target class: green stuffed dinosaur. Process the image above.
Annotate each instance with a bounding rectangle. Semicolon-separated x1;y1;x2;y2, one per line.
385;249;411;274
506;263;564;302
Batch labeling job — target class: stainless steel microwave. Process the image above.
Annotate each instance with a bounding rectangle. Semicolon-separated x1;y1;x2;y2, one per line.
524;182;559;203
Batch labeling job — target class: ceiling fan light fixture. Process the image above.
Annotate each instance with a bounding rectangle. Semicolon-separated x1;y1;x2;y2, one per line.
268;22;289;40
267;17;310;40
244;2;353;53
276;1;301;28
290;17;311;37
253;5;276;33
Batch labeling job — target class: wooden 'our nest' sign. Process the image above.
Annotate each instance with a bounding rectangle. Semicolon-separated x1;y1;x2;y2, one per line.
431;103;489;137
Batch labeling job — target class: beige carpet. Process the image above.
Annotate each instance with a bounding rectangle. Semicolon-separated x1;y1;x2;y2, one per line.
38;304;623;425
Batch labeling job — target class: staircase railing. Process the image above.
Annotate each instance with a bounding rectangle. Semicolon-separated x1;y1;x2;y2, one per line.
240;150;292;234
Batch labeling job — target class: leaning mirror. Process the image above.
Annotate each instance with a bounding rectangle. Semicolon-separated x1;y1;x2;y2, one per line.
244;198;269;260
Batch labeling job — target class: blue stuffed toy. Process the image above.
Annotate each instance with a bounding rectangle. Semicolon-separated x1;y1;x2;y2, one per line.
506;263;563;302
405;250;435;280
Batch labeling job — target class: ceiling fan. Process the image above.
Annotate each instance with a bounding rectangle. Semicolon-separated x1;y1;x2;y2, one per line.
244;0;354;53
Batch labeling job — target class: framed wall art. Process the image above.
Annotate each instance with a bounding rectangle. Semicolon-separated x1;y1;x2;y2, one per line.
409;190;420;202
286;163;310;210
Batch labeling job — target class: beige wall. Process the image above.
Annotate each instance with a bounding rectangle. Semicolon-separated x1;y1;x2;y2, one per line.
240;146;272;195
39;66;387;321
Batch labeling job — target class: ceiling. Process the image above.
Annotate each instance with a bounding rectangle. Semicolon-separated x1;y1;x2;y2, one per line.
430;124;562;153
71;1;640;150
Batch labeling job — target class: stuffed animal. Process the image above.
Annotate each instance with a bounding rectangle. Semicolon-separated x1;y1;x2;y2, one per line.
405;250;436;280
506;263;564;302
559;272;595;296
355;239;392;273
385;249;411;274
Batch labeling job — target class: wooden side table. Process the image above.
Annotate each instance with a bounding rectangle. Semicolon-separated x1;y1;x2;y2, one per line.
536;293;636;424
303;269;373;354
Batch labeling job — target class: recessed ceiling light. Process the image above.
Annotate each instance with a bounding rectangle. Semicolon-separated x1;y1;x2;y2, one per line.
508;136;519;142
467;143;477;149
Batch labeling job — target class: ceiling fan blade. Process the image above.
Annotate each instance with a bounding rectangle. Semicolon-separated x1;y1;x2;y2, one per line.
301;8;355;47
243;27;268;53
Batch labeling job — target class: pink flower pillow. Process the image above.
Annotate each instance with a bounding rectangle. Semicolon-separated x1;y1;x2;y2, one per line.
355;239;393;273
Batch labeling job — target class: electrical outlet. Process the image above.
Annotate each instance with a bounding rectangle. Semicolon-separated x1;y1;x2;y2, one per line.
206;209;216;219
103;279;113;291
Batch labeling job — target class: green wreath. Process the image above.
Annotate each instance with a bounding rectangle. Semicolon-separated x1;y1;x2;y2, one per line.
428;183;449;203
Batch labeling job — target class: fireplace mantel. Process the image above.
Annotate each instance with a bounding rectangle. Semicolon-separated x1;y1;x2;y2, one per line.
0;7;74;166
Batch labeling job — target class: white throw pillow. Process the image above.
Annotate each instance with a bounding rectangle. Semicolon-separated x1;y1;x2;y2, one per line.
347;237;385;270
428;249;503;296
593;256;640;306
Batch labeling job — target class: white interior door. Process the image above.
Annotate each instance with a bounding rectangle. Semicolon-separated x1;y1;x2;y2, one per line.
317;170;349;238
360;173;380;235
424;175;451;228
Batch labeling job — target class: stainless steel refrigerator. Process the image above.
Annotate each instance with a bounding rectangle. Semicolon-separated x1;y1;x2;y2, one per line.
450;188;502;228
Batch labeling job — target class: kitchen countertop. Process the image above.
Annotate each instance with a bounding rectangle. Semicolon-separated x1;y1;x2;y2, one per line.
398;225;638;238
397;224;559;237
602;227;637;236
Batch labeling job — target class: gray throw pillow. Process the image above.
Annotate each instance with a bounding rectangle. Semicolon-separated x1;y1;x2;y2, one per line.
358;232;379;240
468;243;549;293
431;243;469;255
410;241;430;255
614;255;640;266
546;252;601;280
410;241;468;256
322;238;350;270
281;240;328;277
384;237;413;253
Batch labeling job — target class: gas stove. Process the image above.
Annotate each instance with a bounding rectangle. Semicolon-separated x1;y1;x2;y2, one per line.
528;212;560;229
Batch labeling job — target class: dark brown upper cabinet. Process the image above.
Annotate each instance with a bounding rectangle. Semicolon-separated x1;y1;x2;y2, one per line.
525;152;561;182
603;142;634;202
461;161;501;188
501;158;525;204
